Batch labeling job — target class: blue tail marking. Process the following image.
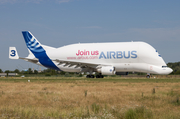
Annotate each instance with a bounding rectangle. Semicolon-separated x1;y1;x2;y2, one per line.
22;31;45;54
22;31;60;70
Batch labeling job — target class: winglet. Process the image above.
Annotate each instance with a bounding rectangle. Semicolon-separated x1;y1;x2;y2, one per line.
9;47;19;59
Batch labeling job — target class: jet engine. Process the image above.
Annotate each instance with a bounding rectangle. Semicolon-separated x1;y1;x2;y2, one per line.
97;66;116;75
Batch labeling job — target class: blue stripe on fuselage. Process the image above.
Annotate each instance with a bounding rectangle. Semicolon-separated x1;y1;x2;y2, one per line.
35;52;60;71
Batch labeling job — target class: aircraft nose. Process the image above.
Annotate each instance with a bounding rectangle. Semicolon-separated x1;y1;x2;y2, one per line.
167;67;173;74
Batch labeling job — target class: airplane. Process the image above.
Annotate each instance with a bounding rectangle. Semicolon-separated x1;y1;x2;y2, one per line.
9;31;173;78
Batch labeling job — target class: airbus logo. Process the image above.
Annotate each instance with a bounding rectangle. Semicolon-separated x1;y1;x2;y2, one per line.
99;51;137;59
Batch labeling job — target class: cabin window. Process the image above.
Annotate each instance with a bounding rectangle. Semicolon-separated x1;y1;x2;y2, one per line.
162;66;167;68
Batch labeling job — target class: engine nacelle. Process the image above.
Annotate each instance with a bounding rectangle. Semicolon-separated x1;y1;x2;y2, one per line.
116;72;129;75
97;66;116;75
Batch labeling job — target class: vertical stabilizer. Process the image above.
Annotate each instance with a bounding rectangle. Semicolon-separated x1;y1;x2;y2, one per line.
21;31;59;70
27;49;35;59
22;31;45;57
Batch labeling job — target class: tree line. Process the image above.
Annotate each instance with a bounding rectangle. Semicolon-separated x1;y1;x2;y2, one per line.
0;61;180;76
167;62;180;74
0;68;82;77
0;68;64;75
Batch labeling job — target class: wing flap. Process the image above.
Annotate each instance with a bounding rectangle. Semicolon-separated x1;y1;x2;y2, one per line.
53;59;101;68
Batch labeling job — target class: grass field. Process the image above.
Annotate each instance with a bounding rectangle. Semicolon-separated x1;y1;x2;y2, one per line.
0;77;180;119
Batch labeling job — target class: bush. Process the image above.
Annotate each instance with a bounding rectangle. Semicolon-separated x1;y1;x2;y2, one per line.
91;103;100;114
65;72;71;77
171;97;180;106
125;106;153;119
125;108;137;119
45;73;51;76
78;73;83;77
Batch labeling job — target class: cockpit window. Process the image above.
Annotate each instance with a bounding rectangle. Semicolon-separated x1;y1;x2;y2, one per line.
162;66;167;68
156;50;161;57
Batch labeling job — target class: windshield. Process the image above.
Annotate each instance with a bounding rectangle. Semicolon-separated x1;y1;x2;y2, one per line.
162;66;168;68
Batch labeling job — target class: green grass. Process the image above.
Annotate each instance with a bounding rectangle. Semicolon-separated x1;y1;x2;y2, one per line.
1;77;180;83
0;77;180;118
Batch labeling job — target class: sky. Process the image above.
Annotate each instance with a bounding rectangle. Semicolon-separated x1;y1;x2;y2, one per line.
0;0;180;71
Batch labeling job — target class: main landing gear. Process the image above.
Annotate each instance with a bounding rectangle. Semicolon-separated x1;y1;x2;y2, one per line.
86;73;104;78
86;75;95;78
96;74;104;78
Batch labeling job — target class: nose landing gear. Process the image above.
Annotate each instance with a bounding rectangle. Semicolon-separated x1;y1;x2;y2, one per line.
146;73;151;78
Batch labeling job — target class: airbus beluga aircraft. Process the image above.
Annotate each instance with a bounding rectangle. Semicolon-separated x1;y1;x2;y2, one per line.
9;31;173;78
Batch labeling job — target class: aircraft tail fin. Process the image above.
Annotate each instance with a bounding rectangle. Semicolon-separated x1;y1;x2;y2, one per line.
22;31;59;70
22;31;46;58
9;47;19;59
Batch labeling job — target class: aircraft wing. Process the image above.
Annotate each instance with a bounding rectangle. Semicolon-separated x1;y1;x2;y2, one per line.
53;59;106;68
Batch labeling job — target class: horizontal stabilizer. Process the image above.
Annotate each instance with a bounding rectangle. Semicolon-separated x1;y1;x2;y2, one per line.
9;47;39;64
19;57;39;64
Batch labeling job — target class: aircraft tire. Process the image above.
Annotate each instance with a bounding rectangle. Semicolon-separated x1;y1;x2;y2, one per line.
146;75;150;78
96;75;100;78
90;75;94;78
96;75;104;78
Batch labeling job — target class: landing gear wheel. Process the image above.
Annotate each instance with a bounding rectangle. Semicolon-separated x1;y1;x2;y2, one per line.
146;75;150;78
96;75;99;78
96;75;104;78
86;75;94;78
86;75;90;78
90;75;94;78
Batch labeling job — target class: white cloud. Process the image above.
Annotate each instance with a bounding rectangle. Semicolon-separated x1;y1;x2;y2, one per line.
0;0;17;4
81;26;102;29
0;0;44;4
26;0;43;4
0;0;72;4
56;0;71;4
126;28;180;41
82;27;180;43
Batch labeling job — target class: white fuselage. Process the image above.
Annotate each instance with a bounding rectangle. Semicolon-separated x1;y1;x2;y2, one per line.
45;42;172;75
